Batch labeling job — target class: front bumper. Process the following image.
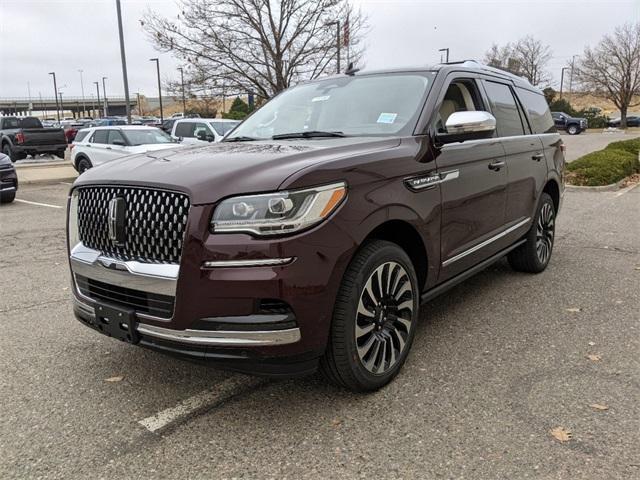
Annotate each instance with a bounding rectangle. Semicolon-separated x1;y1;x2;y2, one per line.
0;167;17;193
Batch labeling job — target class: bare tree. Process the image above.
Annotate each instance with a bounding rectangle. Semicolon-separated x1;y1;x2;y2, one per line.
575;23;640;129
141;0;366;100
483;36;552;86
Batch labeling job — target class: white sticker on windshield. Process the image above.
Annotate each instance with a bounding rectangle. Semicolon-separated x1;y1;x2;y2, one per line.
377;112;397;124
312;95;331;102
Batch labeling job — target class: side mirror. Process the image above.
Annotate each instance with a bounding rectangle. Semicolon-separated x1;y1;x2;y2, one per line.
437;111;496;143
112;139;126;147
207;134;215;142
196;130;208;141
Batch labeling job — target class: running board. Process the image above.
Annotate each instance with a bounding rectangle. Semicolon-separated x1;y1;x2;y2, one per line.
421;239;526;304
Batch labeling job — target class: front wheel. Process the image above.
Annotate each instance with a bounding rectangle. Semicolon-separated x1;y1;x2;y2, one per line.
508;193;555;273
0;190;16;203
320;240;419;392
567;124;579;135
76;157;92;173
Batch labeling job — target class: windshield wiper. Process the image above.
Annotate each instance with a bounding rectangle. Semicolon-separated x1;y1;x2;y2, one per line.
271;130;346;140
223;136;260;142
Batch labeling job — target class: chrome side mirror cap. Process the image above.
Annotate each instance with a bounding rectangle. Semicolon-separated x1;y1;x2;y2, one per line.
438;111;496;143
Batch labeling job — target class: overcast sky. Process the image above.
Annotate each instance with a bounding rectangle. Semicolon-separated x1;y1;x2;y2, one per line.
1;0;638;99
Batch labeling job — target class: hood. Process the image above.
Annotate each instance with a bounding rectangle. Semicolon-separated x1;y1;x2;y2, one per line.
74;137;401;204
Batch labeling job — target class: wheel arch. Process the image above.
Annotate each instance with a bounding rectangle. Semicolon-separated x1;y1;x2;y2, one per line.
542;178;560;213
361;219;429;292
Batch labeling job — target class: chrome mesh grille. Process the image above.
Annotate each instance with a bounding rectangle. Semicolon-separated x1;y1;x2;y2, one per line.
76;186;190;264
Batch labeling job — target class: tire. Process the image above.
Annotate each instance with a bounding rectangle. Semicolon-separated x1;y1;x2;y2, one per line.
3;143;17;162
567;124;579;135
320;240;420;392
56;149;67;159
0;190;16;203
508;193;555;273
76;157;92;173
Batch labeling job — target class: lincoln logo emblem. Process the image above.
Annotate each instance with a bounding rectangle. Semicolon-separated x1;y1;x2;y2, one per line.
107;197;126;246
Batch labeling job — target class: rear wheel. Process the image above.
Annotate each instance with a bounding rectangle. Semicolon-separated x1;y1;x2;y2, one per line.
2;143;24;162
76;157;92;173
56;149;66;159
320;240;419;392
508;193;555;273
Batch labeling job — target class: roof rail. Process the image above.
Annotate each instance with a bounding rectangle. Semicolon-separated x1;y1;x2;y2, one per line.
440;59;532;86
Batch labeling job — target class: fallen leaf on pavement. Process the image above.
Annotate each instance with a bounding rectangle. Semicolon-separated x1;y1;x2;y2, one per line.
586;354;601;362
590;404;609;411
550;426;572;443
634;266;640;271
588;341;596;346
105;376;124;382
331;419;342;427
566;307;581;313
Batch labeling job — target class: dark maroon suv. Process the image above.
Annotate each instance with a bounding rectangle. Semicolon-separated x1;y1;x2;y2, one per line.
67;61;564;391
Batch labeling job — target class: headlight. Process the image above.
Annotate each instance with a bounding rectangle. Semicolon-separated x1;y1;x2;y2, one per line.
211;182;347;236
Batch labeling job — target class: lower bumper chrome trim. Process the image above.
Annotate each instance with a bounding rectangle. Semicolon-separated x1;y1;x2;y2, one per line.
0;186;16;192
73;296;300;347
202;257;295;268
137;323;301;346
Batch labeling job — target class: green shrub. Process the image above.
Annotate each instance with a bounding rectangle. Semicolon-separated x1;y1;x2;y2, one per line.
604;137;640;155
567;148;640;186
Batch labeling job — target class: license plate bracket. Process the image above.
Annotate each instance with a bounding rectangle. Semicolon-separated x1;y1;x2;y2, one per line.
94;303;139;344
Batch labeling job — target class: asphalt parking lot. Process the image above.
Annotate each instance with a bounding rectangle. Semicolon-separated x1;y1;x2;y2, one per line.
1;182;639;479
561;130;640;162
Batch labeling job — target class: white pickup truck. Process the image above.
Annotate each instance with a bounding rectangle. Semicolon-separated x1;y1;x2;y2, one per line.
170;118;241;144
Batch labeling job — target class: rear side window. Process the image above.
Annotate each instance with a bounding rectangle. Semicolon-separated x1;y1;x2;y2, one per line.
516;88;556;134
174;122;196;138
3;118;19;129
19;117;42;128
483;81;525;137
92;130;108;144
74;130;90;143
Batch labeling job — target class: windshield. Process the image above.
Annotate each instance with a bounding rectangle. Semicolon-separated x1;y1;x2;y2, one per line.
227;72;434;140
123;129;175;146
209;121;240;136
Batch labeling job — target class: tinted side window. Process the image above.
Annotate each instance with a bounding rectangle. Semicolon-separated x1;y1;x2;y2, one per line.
92;130;108;144
174;122;195;137
517;88;556;134
483;81;525;137
3;118;19;129
74;130;90;142
107;130;126;145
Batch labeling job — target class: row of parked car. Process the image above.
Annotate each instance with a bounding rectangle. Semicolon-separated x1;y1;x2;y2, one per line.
69;117;240;172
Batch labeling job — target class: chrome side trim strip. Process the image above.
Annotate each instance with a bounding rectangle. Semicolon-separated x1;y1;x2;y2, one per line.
0;186;16;192
202;257;295;268
136;323;301;346
442;217;531;267
405;170;459;191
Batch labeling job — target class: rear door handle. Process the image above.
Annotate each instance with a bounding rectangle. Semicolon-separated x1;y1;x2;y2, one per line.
532;153;544;161
488;160;505;171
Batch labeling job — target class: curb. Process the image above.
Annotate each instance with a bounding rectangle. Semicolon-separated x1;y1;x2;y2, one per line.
14;160;70;169
21;176;77;186
565;179;626;192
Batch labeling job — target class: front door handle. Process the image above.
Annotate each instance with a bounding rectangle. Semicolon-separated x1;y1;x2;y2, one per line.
532;153;544;161
105;146;112;150
488;160;505;171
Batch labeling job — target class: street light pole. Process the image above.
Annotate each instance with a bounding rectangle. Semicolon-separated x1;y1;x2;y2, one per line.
102;77;108;116
559;67;570;99
115;0;132;124
178;67;186;115
94;81;101;118
438;48;450;63
48;72;60;122
569;54;578;97
78;69;86;117
150;58;164;122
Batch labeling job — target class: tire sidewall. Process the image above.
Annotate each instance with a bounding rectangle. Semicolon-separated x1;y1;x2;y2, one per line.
335;242;420;390
567;125;578;135
529;193;555;270
77;157;91;173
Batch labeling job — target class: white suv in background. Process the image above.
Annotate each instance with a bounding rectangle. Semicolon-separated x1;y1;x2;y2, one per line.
170;118;241;144
71;126;181;173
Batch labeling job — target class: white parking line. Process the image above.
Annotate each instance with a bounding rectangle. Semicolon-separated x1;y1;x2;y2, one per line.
137;375;264;433
615;183;639;197
14;198;63;209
